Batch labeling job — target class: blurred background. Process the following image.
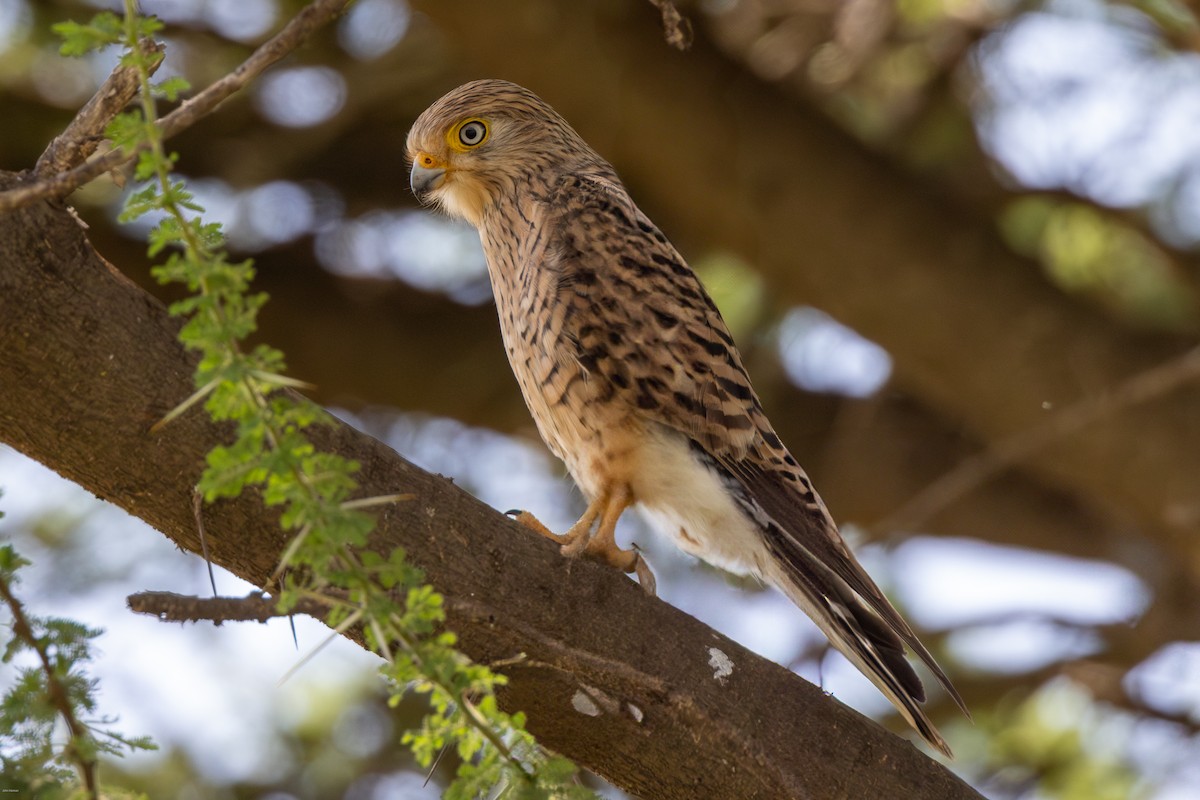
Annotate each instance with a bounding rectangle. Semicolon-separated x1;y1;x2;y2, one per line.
2;0;1200;797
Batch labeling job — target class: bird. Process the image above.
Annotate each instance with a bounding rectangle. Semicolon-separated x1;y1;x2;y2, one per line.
406;79;968;756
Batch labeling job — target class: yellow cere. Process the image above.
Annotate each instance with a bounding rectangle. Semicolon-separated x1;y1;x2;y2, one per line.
448;118;489;151
416;152;442;169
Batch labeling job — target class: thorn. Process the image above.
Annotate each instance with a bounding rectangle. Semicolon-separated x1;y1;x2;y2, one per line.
193;490;217;596
424;742;450;787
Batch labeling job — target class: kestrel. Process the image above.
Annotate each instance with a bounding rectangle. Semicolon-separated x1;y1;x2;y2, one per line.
407;80;968;755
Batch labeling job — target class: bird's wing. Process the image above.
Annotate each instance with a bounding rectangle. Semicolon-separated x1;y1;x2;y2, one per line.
540;174;769;460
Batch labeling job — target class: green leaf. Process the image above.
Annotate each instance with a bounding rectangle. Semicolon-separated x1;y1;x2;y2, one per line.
133;150;161;183
0;544;31;576
104;111;147;153
52;12;124;56
153;76;191;102
118;185;161;223
136;15;166;38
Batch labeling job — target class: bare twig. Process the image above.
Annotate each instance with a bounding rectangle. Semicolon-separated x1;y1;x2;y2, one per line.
0;0;352;213
127;589;329;623
646;0;693;50
0;571;99;798
879;345;1200;532
35;40;164;177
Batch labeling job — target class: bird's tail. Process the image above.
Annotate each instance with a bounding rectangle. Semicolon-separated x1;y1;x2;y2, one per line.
714;450;969;755
766;553;957;756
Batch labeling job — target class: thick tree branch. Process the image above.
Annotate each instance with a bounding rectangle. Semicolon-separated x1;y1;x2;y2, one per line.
0;173;983;798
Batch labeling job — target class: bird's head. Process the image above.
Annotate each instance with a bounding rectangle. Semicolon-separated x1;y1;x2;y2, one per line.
406;79;596;227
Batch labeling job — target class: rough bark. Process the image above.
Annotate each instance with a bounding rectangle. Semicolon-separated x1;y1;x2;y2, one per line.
0;172;984;797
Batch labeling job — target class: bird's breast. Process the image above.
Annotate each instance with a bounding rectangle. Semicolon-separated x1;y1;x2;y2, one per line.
483;236;613;491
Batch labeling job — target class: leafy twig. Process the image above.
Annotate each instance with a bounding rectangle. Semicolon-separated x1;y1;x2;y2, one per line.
0;0;353;213
0;544;154;797
0;552;99;798
34;39;163;177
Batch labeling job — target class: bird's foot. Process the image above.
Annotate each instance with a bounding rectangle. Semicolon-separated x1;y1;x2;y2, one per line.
506;508;656;595
571;533;657;597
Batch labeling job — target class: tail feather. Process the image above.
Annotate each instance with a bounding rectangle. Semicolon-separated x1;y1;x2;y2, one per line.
770;548;953;756
713;451;968;756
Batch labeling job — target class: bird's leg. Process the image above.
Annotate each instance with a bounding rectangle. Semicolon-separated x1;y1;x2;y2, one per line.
566;484;657;596
563;483;628;558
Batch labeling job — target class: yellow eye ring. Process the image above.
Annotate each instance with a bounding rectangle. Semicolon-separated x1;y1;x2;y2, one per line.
450;118;489;150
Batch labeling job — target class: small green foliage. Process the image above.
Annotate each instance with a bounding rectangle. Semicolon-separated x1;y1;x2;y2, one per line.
104;111;146;153
1000;197;1197;330
0;544;156;798
86;2;598;796
51;12;126;56
154;76;191;102
979;682;1147;800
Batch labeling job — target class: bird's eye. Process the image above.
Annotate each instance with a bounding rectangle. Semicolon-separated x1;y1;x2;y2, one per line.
457;120;488;148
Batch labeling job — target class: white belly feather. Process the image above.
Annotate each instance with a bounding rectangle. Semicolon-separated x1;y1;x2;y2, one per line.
625;426;771;579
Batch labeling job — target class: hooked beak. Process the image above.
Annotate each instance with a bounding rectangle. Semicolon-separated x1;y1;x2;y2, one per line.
410;160;446;199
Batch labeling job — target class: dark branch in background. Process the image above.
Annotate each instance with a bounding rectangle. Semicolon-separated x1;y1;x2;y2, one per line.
0;571;99;799
646;0;693;50
127;590;329;624
877;344;1200;532
950;652;1200;737
34;40;163;177
0;0;352;212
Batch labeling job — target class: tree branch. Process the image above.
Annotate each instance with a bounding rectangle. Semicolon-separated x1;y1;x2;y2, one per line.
878;343;1200;532
645;0;693;50
0;0;352;212
0;171;982;798
126;590;329;623
34;40;163;178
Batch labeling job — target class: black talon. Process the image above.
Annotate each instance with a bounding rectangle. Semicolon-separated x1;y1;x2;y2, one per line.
505;509;525;518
